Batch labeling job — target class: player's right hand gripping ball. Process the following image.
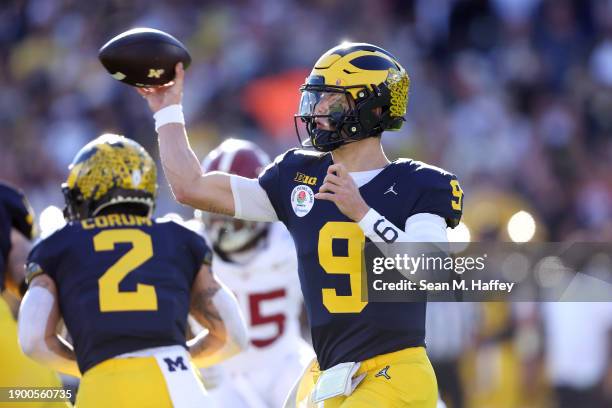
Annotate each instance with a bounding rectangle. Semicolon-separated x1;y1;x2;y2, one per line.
98;27;191;87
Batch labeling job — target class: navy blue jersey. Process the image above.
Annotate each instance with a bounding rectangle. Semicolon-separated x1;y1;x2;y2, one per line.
26;214;212;373
259;149;463;369
0;183;35;291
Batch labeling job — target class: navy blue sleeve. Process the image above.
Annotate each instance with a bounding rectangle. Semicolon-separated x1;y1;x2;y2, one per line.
410;167;464;228
190;230;212;267
0;183;36;240
258;150;294;224
178;224;213;284
25;234;62;284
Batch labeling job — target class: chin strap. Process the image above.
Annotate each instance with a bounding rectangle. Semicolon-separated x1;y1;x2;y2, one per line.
310;128;344;152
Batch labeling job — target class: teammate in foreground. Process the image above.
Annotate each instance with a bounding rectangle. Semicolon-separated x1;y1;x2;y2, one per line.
0;183;70;408
18;134;248;407
139;43;464;407
190;139;314;407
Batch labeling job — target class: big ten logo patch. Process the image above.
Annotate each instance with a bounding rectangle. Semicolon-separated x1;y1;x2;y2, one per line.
294;172;318;186
164;356;188;372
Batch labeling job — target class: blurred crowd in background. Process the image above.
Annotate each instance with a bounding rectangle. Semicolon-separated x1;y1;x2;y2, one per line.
1;0;611;407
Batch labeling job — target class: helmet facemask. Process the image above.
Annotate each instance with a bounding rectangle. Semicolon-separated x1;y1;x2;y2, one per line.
62;183;88;221
62;184;155;221
198;211;267;254
295;86;357;152
294;82;399;152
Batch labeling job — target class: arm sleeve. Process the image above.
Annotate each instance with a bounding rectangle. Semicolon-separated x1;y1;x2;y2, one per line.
358;210;451;287
230;175;279;222
405;213;449;242
18;284;80;377
358;209;448;243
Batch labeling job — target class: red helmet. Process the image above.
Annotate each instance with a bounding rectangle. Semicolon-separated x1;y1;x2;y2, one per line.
197;139;270;254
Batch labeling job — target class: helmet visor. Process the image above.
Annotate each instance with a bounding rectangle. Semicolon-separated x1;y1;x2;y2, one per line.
297;90;352;131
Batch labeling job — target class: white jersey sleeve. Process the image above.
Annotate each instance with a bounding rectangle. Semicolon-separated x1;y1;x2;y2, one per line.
404;213;448;242
230;175;278;222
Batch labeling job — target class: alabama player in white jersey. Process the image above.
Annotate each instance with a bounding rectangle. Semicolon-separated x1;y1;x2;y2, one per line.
190;139;315;408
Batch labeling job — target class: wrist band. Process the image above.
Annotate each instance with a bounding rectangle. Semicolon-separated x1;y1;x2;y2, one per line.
357;207;381;238
154;104;185;131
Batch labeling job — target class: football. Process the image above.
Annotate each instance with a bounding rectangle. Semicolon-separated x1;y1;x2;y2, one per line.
98;27;191;87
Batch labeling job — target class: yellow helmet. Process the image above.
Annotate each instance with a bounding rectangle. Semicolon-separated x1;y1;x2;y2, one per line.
62;134;157;220
295;42;410;152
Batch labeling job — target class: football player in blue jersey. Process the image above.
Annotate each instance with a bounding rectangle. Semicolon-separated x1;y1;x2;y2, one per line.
0;183;70;408
139;42;464;407
17;134;248;408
